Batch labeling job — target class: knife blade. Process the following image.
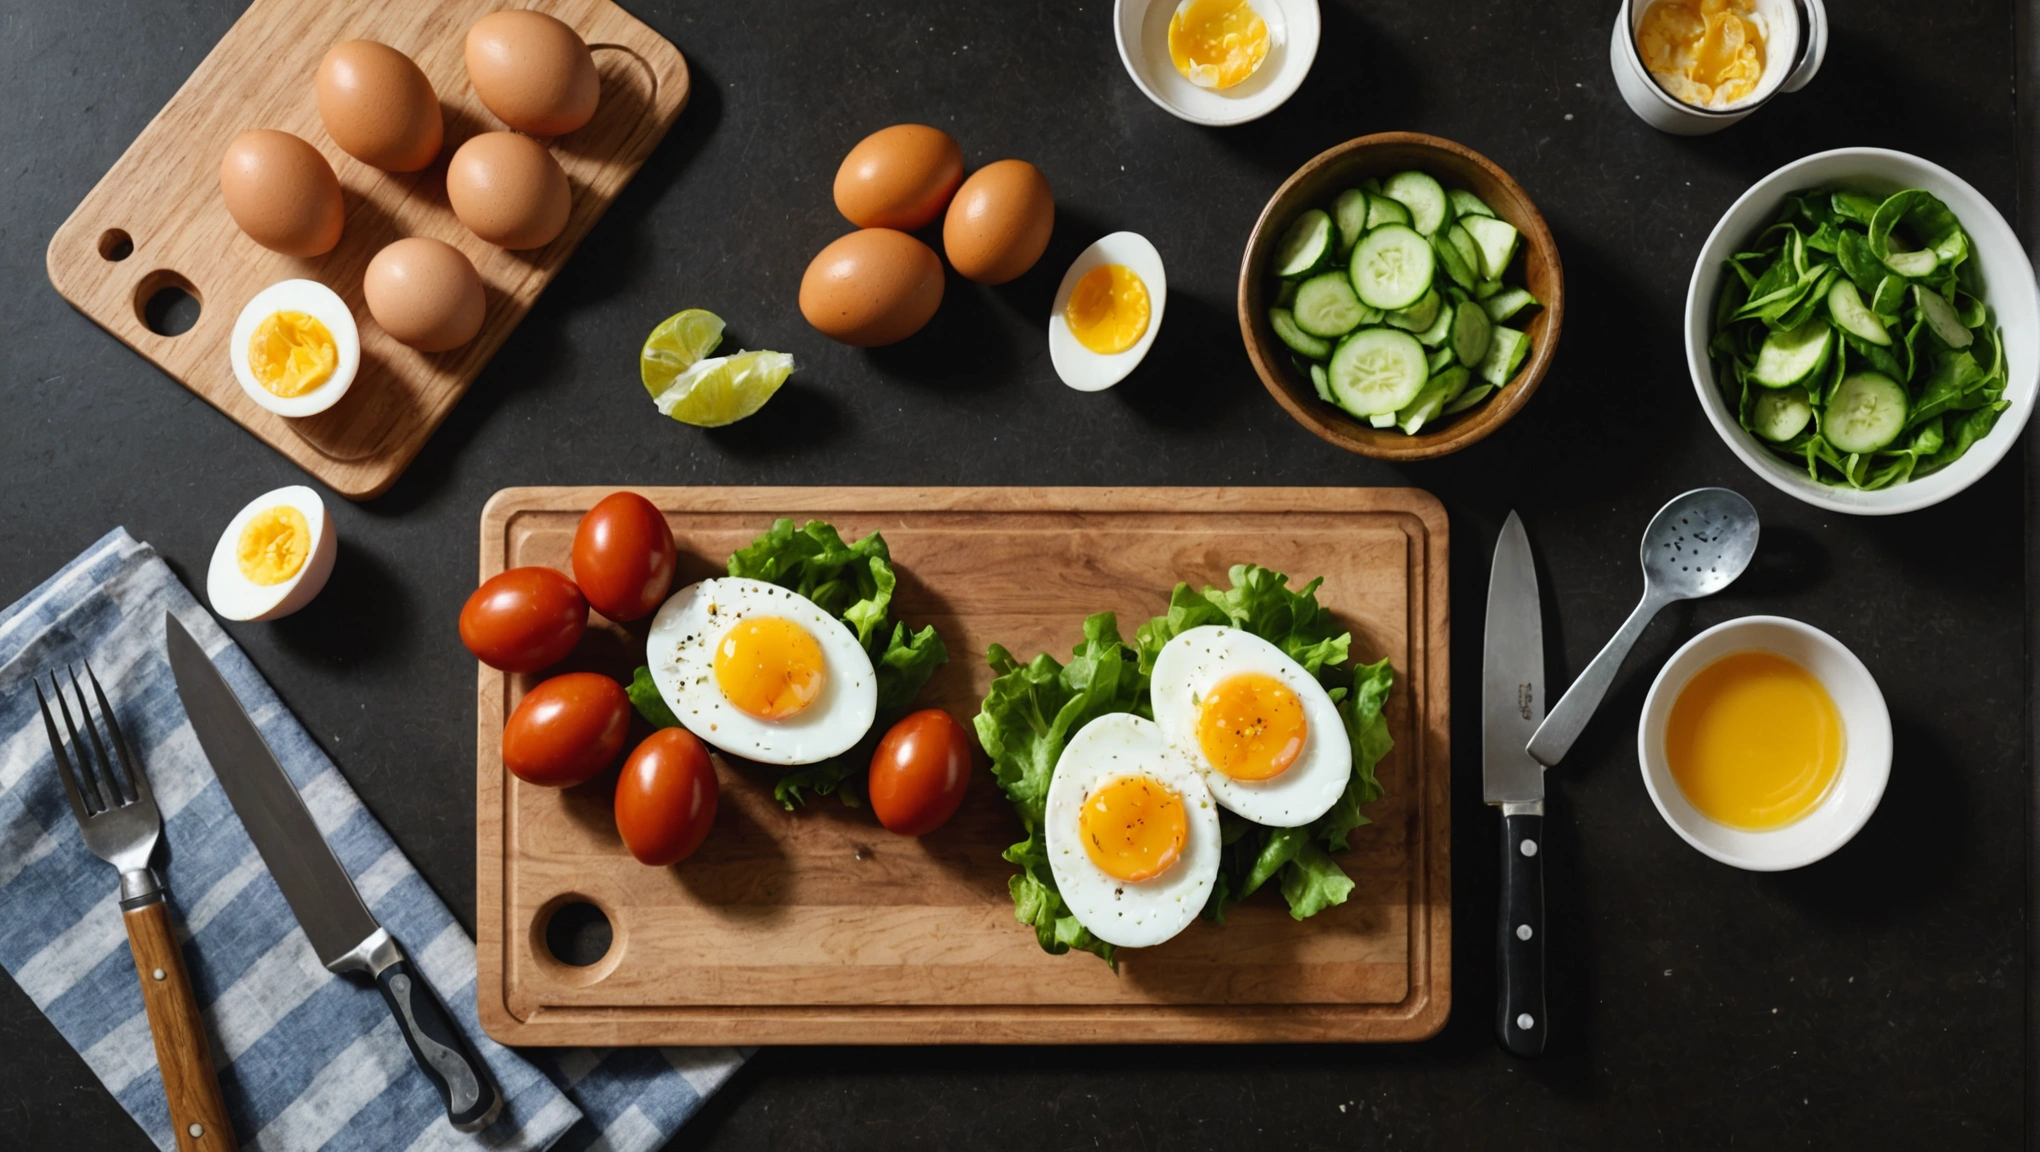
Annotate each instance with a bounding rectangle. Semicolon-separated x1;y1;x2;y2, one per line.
1482;512;1546;1058
166;613;502;1132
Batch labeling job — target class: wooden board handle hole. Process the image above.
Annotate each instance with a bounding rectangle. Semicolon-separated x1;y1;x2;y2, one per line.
98;228;133;261
135;269;202;338
532;893;624;987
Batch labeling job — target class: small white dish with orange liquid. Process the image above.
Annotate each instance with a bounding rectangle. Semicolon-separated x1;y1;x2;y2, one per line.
1638;616;1889;870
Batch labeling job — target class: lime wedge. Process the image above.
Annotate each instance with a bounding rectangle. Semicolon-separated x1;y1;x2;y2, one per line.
654;349;796;427
641;309;726;399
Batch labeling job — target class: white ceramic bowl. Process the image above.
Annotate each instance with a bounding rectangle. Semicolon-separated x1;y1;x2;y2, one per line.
1637;616;1891;871
1113;0;1320;127
1685;148;2040;515
1608;0;1826;136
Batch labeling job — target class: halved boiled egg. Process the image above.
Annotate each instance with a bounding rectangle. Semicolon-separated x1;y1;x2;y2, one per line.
646;577;878;765
206;485;337;621
1048;231;1167;392
1046;713;1221;948
1150;625;1351;827
230;279;361;418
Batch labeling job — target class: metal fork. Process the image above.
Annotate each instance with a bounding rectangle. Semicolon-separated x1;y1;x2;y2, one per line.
38;664;237;1151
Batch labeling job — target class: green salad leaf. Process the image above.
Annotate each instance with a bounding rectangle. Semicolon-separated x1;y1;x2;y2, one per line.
974;566;1396;964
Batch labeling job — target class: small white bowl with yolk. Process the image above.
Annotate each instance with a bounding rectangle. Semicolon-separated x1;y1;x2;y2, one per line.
1114;0;1319;127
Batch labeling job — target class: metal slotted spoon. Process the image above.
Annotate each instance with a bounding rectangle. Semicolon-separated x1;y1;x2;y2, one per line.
1526;488;1761;766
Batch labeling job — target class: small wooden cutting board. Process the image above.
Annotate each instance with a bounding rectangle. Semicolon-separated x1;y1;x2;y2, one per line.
476;487;1451;1046
45;0;688;500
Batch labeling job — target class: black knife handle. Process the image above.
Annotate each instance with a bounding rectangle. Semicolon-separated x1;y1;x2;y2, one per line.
1496;810;1547;1058
374;948;503;1132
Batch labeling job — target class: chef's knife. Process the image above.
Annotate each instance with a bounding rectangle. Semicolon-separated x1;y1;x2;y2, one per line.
1483;512;1546;1058
166;613;502;1132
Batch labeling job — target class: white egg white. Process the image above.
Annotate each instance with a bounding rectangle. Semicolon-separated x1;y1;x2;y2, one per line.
647;577;877;766
230;279;361;418
1048;231;1168;392
205;485;336;622
1150;625;1352;827
1045;713;1221;949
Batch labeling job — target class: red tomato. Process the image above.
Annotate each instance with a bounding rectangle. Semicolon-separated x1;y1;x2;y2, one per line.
502;673;630;787
615;728;718;866
460;566;586;672
868;709;973;836
571;492;677;622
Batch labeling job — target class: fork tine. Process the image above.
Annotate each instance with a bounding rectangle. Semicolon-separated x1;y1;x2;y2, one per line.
70;666;129;807
52;672;110;813
85;662;148;806
35;680;95;825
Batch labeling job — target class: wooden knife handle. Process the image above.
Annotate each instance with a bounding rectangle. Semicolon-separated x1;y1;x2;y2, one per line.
122;898;237;1151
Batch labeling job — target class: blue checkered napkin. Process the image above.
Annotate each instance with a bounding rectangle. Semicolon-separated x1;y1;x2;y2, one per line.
0;529;745;1151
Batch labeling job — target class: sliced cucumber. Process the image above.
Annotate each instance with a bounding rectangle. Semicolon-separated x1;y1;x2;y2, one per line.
1386;287;1443;334
1369;412;1398;428
1274;280;1298;308
1748;318;1833;387
1413;298;1455;347
1270;307;1332;360
1826;279;1891;346
1751;387;1813;442
1480;287;1540;323
1459;214;1521;281
1274;209;1334;278
1293;272;1368;339
1327;327;1430;417
1309;361;1333;402
1476;325;1530;387
1382;170;1450;236
1882;247;1939;279
1474;278;1504;300
1396;366;1472;434
1824;371;1908;453
1432;230;1475;291
1448;188;1496;220
1443;382;1495;415
1366;194;1411;231
1451;300;1493;368
1349;225;1436;311
1333;189;1372;257
1426;344;1457;373
1870;274;1907;317
1914;286;1973;349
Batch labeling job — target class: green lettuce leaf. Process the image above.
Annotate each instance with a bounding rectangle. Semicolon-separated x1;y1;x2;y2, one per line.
627;665;680;729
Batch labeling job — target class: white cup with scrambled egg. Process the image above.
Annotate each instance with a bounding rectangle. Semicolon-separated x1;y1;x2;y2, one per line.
1610;0;1827;135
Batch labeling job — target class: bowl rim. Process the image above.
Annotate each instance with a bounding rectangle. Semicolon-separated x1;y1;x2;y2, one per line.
1683;146;2040;515
1635;614;1892;872
1237;131;1566;460
1110;0;1322;128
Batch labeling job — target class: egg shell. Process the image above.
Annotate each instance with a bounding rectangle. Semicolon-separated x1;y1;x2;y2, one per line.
206;485;337;623
446;131;572;250
316;40;443;172
230;278;361;418
464;10;600;136
363;238;486;352
1049;231;1169;392
1044;713;1221;949
219;130;344;258
799;228;945;347
943;159;1055;285
833;124;965;231
1150;625;1352;827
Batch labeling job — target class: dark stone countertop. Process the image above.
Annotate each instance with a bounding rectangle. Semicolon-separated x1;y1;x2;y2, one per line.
0;0;2026;1148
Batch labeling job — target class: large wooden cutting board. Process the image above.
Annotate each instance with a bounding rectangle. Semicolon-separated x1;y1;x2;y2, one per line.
45;0;688;501
475;487;1450;1045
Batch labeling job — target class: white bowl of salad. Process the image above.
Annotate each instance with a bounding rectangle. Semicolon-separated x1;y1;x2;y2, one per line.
1685;147;2039;515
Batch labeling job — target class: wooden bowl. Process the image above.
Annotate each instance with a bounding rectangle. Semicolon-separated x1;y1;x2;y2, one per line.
1238;132;1565;460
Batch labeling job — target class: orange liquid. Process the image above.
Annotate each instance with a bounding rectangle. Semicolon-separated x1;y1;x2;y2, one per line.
1665;650;1842;830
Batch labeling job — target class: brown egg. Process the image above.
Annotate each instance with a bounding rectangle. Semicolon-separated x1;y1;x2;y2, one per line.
464;10;600;137
218;130;345;258
316;40;442;172
833;124;964;231
799;229;945;347
363;238;486;352
943;159;1055;285
446;132;571;250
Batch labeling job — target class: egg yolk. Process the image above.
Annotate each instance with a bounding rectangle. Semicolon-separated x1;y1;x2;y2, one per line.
247;311;338;398
1195;672;1307;781
1636;0;1767;109
713;616;826;721
236;505;311;587
1168;0;1271;91
1064;265;1151;355
1665;650;1842;830
1079;773;1189;883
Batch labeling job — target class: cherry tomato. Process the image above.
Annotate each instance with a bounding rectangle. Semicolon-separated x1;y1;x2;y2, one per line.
615;727;718;866
460;566;586;672
868;709;973;836
502;673;630;787
572;492;677;622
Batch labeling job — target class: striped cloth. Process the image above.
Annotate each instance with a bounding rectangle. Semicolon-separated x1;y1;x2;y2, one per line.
0;528;746;1151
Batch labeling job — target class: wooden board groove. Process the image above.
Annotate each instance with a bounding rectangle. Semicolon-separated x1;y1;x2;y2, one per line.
476;487;1450;1045
46;0;688;500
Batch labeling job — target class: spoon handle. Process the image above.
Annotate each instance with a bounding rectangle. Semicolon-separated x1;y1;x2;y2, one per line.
1527;592;1669;765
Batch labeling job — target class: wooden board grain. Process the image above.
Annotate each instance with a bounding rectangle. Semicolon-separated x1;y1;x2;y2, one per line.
475;487;1450;1045
45;0;688;501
